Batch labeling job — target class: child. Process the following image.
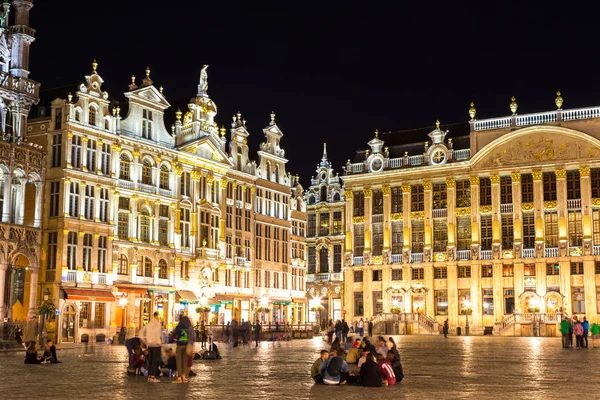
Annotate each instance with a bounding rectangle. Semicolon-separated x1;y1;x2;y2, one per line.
377;354;396;386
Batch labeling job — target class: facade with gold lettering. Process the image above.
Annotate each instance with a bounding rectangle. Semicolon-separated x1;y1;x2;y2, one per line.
343;96;600;336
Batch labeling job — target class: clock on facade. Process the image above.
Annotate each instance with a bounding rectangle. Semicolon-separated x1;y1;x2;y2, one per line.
431;148;446;165
370;157;383;172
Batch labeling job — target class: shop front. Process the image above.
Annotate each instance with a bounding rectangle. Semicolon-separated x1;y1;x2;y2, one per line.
61;288;115;344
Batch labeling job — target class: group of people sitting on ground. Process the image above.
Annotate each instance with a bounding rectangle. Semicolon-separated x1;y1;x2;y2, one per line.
312;335;404;386
126;312;221;384
24;340;60;364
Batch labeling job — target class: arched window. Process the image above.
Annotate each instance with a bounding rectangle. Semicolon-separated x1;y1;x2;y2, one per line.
118;254;128;275
144;256;153;278
140;210;151;243
104;119;110;130
319;247;329;273
308;195;315;205
141;159;153;185
88;105;96;126
274;165;280;183
119;153;131;181
159;259;168;279
75;109;81;122
333;192;340;202
266;163;271;181
320;186;327;202
159;165;170;189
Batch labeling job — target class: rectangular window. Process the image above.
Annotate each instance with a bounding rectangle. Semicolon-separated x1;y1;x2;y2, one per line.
118;196;130;210
570;262;584;275
459;289;471;314
391;187;402;213
354;292;364;316
142;109;153;139
180;208;191;248
573;287;585;313
265;227;271;261
51;133;62;168
332;211;343;234
101;143;111;175
501;214;513;249
567;170;581;200
391;221;403;254
49;181;60;217
458;266;471;278
502;264;514;277
86;139;96;173
481;265;493;278
593;210;600;245
71;135;82;168
319;212;330;236
354;224;364;255
432;183;447;209
368;188;382;216
456;180;471;207
47;232;58;271
118;255;128;275
523;212;535;249
245;210;251;232
79;302;91;328
521;174;534;203
596;261;600;275
67;231;77;270
543;172;557;201
69;182;80;218
307;214;316;237
94;303;105;328
545;212;559;248
457;215;471;251
372;222;383;256
181;172;191;197
412;268;424;280
353;191;364;217
524;264;536;276
307;247;316;274
159;219;168;246
333;244;342;273
84;184;94;220
411;220;424;253
118;212;129;240
99;188;109;222
592;168;600;198
97;236;107;273
373;291;383;315
479;177;492;206
568;211;583;246
433;219;448;252
411;185;424;212
354;270;363;282
480;215;493;250
483;289;494;315
82;233;93;271
435;290;448;315
500;176;512;204
392;269;403;281
372;270;382;281
546;263;560;276
434;267;447;279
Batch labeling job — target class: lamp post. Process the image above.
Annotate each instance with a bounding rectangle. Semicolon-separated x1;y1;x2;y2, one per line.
463;299;472;336
118;293;127;344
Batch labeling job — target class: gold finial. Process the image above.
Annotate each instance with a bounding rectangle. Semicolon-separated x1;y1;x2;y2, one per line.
435;120;440;129
131;75;136;84
242;119;247;126
145;67;150;78
374;129;379;138
175;109;182;121
237;111;242;121
112;107;116;116
270;111;276;122
116;106;120;116
67;92;73;103
220;125;226;137
555;91;563;110
365;149;370;156
468;102;476;120
159;85;164;94
510;96;518;115
404;151;409;157
92;59;98;73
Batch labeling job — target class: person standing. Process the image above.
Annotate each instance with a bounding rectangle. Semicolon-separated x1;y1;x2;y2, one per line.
358;318;364;337
560;318;570;348
582;317;589;349
23;317;38;349
342;320;350;343
335;319;342;342
253;321;262;347
327;319;335;344
443;320;449;339
591;322;599;348
139;311;163;383
224;321;231;343
368;320;374;337
574;319;584;349
173;316;192;383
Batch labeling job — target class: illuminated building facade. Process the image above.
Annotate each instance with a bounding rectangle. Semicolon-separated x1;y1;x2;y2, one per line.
343;96;600;336
27;64;306;342
305;144;345;325
0;0;44;326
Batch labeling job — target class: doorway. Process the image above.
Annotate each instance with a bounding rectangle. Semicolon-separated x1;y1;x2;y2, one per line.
61;304;76;342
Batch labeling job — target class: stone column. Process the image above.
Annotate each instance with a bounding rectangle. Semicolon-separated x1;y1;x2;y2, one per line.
580;167;592;250
33;182;42;228
492;262;503;321
111;144;121;178
94;184;101;222
78;181;86;220
81;136;89;172
470;176;480;255
28;268;38;318
423;181;433;259
446;178;456;250
111;191;119;232
362;268;372;318
168;203;175;247
0;263;6;321
130;197;138;241
401;184;411;259
490;174;501;254
363;188;372;259
584;260;597;317
470;263;482;329
154;203;160;244
555;169;568;250
532;171;544;251
344;190;353;259
513;262;524;312
96;139;103;174
16;178;26;225
66;131;73;168
1;174;10;222
132;150;140;185
447;261;458;328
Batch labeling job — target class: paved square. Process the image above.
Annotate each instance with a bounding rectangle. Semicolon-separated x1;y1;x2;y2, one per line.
1;336;596;399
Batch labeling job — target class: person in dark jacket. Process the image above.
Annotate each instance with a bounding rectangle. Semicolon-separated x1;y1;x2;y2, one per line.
15;327;23;348
173;316;192;383
341;320;350;343
387;350;404;383
42;340;60;363
335;320;342;342
253;321;262;347
443;320;449;338
358;353;381;387
368;320;374;337
24;341;43;364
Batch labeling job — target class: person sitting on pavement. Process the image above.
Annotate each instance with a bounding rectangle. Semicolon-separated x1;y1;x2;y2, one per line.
311;350;329;383
42;340;60;363
128;346;145;375
345;346;361;364
387;351;404;383
318;350;348;385
24;341;43;364
351;338;361;349
377;354;396;386
344;336;354;351
330;337;344;355
201;336;221;359
159;348;177;377
363;339;377;357
376;336;388;357
358;352;381;387
125;337;142;360
357;348;370;368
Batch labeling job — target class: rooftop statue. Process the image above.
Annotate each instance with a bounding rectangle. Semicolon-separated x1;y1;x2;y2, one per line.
199;64;209;95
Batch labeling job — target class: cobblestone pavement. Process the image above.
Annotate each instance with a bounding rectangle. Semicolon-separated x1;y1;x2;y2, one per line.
1;335;598;399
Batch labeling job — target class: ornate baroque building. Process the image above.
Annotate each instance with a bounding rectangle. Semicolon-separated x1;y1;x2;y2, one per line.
26;63;307;343
0;0;44;327
305;144;345;324
343;95;600;336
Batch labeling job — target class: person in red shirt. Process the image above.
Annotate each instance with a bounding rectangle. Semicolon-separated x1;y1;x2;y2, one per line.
376;354;396;385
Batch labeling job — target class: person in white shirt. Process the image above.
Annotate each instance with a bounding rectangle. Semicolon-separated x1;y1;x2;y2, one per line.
139;312;163;383
358;318;364;337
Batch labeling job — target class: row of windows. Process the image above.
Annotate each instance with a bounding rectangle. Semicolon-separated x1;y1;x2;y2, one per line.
307;211;343;237
307;245;343;274
254;189;289;220
255;224;289;263
59;232;108;272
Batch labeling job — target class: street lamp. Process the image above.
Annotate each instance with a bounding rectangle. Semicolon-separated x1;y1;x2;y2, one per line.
118;293;127;344
462;299;472;336
529;297;540;337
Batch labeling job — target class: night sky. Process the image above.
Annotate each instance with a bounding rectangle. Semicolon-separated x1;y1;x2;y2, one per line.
28;1;600;187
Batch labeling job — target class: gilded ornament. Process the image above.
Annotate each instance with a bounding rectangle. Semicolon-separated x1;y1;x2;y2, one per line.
174;165;184;176
111;144;121;152
592;198;600;207
391;213;402;221
175;109;182;121
446;178;456;188
67;131;74;139
250;186;256;194
191;170;201;181
206;174;215;185
468;102;476;120
352;216;365;224
363;188;372;197
479;205;492;214
434;252;446;262
372;256;383;265
455;207;471;216
510;172;521;183
489;174;500;185
155;155;162;163
532;171;543;181
579;166;591;177
544;201;557;210
410;211;425;219
469;176;480;186
232;181;238;189
554;169;566;179
555;91;563;110
344;190;353;199
401;183;411;193
382;185;391;195
422;181;432;191
521;202;534;211
132;150;140;158
510;96;518;115
82;136;89;143
212;152;222;161
174;257;182;263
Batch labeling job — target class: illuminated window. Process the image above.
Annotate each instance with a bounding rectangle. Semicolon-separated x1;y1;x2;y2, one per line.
119;153;131;180
456;180;471;207
435;290;448;315
140;210;151;243
457;216;471;251
180;172;191;197
97;236;107;273
545;212;559;248
459;289;471;315
481;265;493;278
433;218;447;252
502;265;514;277
392;221;403;254
572;287;585;313
118;212;129;240
118;254;128;275
411;220;424;254
458;266;471;278
79;302;90;328
501;214;513;249
372;222;383;256
320;212;330;236
432;183;447;209
391;187;402;213
524;264;536;276
500;176;512;204
354;224;364;255
543;172;557;201
94;303;105;328
480;215;492;251
592;169;600;198
141;159;152;185
411;185;424;212
392;269;403;280
180;208;190;248
412;268;424;280
568;211;583;246
158;259;168;279
69;181;80;218
87;139;97;173
82;233;92;271
67;232;77;270
483;289;494;315
523;212;535;249
521;174;534;203
546;263;560;276
479;177;492;206
567;170;580;200
434;267;447;279
141;109;153;139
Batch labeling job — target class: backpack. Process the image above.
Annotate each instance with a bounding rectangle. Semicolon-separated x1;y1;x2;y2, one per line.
327;357;343;377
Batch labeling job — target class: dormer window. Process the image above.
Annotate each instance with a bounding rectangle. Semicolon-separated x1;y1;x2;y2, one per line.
75;109;81;122
88;105;96;126
142;109;153;139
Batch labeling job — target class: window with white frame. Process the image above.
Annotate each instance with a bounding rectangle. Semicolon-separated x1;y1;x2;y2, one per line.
118;212;129;240
84;184;94;220
141;159;152;185
69;181;80;217
97;235;107;273
51;133;62;168
159;165;169;189
181;172;191;197
67;232;77;270
88;105;96;126
49;181;60;217
82;233;93;271
140;210;151;243
180;207;191;248
141;109;153;139
86;139;96;172
101;143;110;175
99;188;109;222
71;135;82;168
119;153;131;180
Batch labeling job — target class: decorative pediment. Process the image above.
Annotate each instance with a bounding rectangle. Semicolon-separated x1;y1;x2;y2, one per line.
472;126;600;169
128;85;171;109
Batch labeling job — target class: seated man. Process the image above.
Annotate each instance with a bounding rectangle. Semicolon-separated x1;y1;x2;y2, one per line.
387;351;404;383
202;337;221;359
319;350;348;385
42;340;60;363
159;348;177;377
346;347;361;364
311;350;329;383
375;336;388;357
377;354;396;385
351;338;361;349
359;353;382;387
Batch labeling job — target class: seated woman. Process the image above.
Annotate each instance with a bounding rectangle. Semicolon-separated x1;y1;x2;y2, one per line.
127;346;145;375
387;350;404;383
345;347;361;364
24;341;43;364
330;337;344;355
42;340;60;363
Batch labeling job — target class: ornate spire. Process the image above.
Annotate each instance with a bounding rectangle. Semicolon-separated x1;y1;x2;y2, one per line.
322;142;328;161
468;102;476;120
142;67;153;86
435;120;440;129
510;96;518;115
128;75;138;91
555;91;563;110
269;111;276;126
91;59;98;74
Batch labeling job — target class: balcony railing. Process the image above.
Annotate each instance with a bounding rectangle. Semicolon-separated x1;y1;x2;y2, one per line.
456;250;470;261
116;180;172;197
349;163;364;173
410;253;423;263
563;106;600;121
315;273;330;281
473;117;512;131
594;246;600;256
372;214;384;223
432;208;447;219
66;271;76;282
515;111;557;126
453;149;471;161
480;250;492;260
353;256;364;266
567;199;581;210
391;254;402;264
117;179;135;189
474;106;600;132
500;204;513;214
388;158;403;168
407;155;424;166
522;248;535;258
158;187;172;197
138;182;156;194
545;247;559;257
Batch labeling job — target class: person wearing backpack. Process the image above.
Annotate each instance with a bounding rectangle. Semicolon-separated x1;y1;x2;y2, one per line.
318;350;348;385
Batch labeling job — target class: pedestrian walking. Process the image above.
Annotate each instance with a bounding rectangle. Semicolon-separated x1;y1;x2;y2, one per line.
139;311;163;383
560;318;570;348
574;319;584;349
582;317;589;348
327;319;334;344
443;320;449;338
224;322;231;343
342;320;349;343
253;321;262;347
368;320;374;337
173;315;193;383
358;318;364;337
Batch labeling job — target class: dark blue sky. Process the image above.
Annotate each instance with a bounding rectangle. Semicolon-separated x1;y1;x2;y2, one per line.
28;1;600;186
